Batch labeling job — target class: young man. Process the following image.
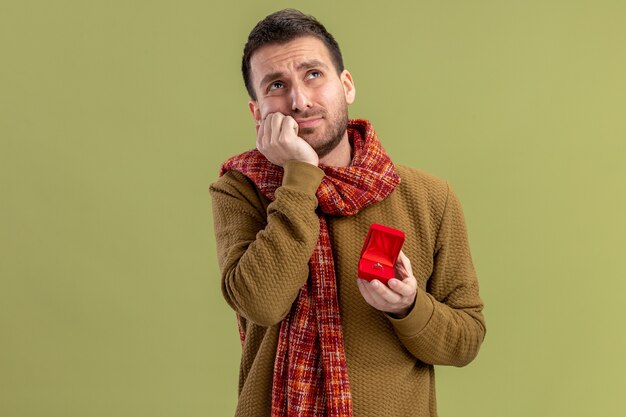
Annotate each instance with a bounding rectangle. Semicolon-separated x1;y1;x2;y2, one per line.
210;9;485;417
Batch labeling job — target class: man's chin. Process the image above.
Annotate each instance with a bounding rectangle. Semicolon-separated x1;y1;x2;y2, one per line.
298;127;316;136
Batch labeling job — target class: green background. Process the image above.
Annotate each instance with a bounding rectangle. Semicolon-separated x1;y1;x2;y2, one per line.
2;1;625;416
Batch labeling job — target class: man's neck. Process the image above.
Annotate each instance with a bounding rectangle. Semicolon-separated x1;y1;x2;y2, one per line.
318;134;352;167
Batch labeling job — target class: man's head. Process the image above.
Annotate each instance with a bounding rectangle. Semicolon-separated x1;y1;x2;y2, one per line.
243;9;356;160
242;9;344;101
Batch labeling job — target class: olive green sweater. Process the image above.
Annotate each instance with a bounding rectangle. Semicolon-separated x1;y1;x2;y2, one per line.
209;160;485;417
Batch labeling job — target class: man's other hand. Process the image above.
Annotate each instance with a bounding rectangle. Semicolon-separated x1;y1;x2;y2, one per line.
256;112;319;167
357;250;418;318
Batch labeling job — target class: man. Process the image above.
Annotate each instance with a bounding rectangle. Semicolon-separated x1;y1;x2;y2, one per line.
210;9;485;417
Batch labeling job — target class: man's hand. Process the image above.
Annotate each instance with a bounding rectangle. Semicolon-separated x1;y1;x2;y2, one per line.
357;250;418;318
256;112;319;167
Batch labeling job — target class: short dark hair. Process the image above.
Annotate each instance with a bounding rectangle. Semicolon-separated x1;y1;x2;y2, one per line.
242;9;345;100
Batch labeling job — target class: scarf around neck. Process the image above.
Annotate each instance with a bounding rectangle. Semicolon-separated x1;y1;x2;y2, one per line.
220;119;400;416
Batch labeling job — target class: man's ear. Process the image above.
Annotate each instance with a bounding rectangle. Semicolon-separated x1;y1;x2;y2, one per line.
340;70;356;105
248;100;261;126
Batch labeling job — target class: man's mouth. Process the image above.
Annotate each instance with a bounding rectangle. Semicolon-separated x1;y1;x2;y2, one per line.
296;116;323;129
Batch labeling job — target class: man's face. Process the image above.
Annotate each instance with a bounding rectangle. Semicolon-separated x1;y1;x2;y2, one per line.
248;36;356;158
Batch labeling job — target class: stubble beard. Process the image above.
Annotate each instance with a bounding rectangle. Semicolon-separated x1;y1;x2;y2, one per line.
297;101;349;159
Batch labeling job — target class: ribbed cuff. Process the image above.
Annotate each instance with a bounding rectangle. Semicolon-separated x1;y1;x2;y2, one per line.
386;289;435;337
282;160;324;196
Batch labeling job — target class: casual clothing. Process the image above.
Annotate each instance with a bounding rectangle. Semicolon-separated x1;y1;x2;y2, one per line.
210;131;485;417
218;120;401;417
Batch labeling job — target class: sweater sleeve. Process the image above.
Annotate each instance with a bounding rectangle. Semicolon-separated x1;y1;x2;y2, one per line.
209;160;325;327
387;183;486;366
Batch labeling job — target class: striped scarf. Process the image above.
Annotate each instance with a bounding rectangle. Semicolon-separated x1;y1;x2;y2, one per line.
220;119;400;416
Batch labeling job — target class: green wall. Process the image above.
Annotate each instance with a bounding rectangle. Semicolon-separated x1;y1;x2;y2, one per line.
2;1;625;416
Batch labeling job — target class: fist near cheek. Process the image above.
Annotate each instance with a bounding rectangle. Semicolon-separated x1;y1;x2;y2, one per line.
256;113;319;167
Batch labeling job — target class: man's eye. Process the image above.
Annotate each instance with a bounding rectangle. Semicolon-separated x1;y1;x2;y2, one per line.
269;81;284;90
307;71;321;79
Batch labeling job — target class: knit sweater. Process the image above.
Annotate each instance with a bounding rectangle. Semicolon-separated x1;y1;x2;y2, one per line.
209;160;485;417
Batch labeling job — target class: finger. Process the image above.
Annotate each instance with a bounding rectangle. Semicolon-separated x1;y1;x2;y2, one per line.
357;278;385;304
260;113;274;143
364;279;402;305
256;117;265;148
280;115;295;141
258;113;274;147
357;279;381;308
387;277;417;298
270;113;284;144
398;250;407;264
284;115;299;136
395;250;413;278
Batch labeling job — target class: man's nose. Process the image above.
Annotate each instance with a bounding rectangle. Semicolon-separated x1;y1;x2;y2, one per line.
290;84;312;112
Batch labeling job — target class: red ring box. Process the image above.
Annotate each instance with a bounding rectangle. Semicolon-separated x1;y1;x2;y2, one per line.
358;224;405;285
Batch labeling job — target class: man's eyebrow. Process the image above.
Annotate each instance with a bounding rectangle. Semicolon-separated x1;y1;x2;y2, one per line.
259;71;284;91
296;59;329;72
258;60;330;90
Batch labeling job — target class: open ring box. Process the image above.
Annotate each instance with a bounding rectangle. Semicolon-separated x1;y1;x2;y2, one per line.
358;224;405;285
